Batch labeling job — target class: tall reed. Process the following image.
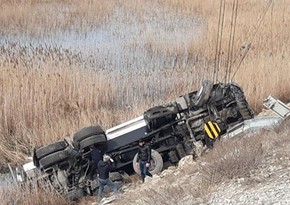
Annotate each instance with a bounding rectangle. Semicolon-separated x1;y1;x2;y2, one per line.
0;0;289;168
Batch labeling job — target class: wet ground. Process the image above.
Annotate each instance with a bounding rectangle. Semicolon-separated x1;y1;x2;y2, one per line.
0;7;204;72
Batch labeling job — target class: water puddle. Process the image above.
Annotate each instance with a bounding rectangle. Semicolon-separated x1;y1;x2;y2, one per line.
0;8;204;71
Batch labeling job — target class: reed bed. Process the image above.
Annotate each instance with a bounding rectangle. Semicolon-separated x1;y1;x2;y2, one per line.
0;0;289;177
0;1;289;204
0;50;207;167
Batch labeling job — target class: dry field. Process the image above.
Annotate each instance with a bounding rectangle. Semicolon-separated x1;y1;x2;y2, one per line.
0;0;290;203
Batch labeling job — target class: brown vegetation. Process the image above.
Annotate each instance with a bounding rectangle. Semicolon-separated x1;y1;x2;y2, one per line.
0;0;290;204
0;181;68;205
0;0;289;167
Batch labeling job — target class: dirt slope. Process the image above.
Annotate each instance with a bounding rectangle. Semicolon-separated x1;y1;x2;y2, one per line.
107;111;290;205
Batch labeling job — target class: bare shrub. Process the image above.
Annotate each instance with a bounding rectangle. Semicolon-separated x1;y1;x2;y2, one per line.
200;136;265;185
200;118;290;187
273;117;290;134
267;118;290;152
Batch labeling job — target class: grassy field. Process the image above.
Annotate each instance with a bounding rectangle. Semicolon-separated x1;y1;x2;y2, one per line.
0;0;290;203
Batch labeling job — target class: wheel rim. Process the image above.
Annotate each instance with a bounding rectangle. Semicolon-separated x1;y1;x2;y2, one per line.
149;158;157;171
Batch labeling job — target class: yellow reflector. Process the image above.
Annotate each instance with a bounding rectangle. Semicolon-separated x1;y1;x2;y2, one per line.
204;123;214;139
208;121;219;138
214;122;221;132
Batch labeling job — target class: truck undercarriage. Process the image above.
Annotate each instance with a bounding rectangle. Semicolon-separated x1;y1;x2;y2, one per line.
15;80;255;200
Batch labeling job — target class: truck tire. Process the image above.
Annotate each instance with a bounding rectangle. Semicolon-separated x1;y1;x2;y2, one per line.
39;150;70;169
194;80;213;107
79;135;107;150
230;84;254;120
236;99;254;120
35;141;68;159
73;125;105;143
133;149;163;175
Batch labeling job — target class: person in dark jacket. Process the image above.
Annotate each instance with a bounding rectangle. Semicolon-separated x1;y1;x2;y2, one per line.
135;138;152;183
88;145;103;180
97;154;117;197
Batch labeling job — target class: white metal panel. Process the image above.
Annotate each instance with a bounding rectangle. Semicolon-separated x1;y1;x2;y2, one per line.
263;96;290;118
223;116;281;139
23;161;36;172
106;116;147;140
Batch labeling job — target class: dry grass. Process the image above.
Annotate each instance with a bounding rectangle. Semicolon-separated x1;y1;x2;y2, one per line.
0;50;204;167
190;1;290;106
199;118;290;193
1;0;289;104
0;0;290;204
0;1;289;204
0;180;68;205
0;0;115;36
200;135;264;185
0;44;206;167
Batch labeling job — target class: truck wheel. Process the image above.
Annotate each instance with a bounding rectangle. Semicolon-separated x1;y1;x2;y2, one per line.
73;125;105;143
194;80;213;107
231;84;254;120
39;150;70;169
79;135;107;150
237;100;254;120
35;141;68;159
133;149;163;175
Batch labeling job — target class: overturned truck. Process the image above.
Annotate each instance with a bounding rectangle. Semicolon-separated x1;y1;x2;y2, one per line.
18;80;254;199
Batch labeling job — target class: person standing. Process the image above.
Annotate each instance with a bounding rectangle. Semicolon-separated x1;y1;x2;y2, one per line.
97;154;117;198
135;138;152;183
89;145;103;180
